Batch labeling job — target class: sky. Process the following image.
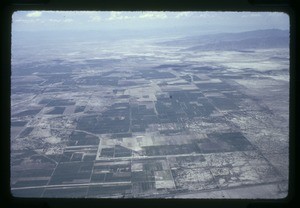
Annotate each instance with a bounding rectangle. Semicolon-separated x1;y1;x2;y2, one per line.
12;11;289;35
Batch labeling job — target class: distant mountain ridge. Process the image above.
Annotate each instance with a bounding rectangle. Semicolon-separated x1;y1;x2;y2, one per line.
159;29;289;51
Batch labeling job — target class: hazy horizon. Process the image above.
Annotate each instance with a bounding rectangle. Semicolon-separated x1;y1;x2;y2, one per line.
12;11;289;34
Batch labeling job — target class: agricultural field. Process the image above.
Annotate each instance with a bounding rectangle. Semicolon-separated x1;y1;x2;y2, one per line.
11;12;289;198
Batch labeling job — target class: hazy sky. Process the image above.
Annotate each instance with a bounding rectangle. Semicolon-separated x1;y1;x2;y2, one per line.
13;11;289;35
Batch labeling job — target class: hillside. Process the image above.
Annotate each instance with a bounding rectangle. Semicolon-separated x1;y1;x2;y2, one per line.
159;29;289;51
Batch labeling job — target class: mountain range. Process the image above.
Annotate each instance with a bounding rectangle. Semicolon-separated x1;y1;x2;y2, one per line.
159;29;289;51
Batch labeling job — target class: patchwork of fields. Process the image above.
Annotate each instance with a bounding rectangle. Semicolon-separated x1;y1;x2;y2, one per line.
11;33;289;198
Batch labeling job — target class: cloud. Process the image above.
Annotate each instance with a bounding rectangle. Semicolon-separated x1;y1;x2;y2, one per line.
14;19;36;23
175;12;191;19
241;13;262;18
26;11;42;18
47;18;74;23
266;12;286;17
108;12;131;21
139;12;167;20
196;12;215;18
